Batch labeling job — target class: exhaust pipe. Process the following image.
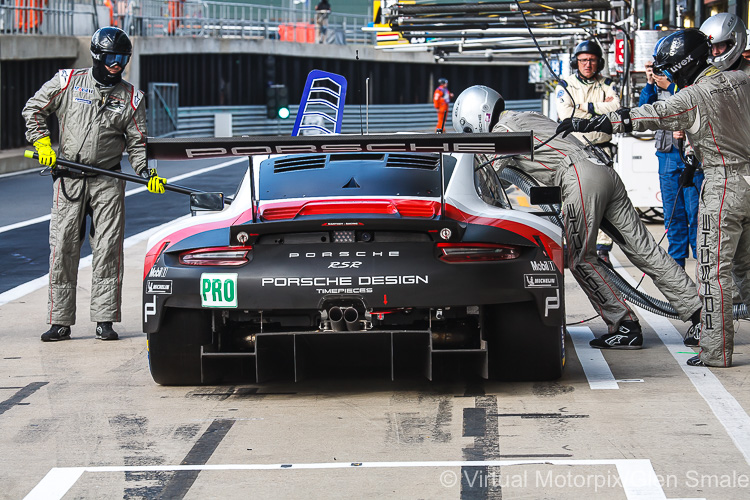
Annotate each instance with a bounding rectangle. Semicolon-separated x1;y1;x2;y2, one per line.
329;306;346;331
344;307;360;331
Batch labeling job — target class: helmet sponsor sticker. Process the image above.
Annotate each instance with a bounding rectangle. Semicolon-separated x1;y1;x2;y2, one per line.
201;273;238;308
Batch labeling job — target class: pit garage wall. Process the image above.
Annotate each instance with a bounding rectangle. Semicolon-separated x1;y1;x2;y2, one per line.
1;34;536;149
139;52;536;108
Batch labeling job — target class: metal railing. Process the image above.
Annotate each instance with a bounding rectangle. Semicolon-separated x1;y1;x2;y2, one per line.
158;100;543;138
2;0;373;44
0;0;83;35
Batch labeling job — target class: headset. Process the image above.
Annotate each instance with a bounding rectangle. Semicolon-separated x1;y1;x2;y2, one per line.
569;40;605;73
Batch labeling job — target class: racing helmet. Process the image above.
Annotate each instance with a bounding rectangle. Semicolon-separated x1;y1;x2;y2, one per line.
570;40;605;73
452;85;504;133
438;78;448;86
652;29;710;89
90;26;132;85
699;13;747;71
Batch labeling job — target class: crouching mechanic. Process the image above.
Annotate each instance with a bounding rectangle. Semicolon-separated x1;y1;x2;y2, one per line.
453;85;702;349
22;26;167;342
557;28;750;367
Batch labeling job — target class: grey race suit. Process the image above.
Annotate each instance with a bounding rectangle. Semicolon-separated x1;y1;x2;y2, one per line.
606;67;750;366
490;111;701;332
22;68;147;326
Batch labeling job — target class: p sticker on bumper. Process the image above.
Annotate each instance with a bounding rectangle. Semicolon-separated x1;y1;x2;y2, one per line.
201;273;238;308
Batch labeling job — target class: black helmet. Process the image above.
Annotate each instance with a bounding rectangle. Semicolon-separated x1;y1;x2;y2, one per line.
653;29;710;88
571;40;605;73
438;78;448;86
90;26;132;85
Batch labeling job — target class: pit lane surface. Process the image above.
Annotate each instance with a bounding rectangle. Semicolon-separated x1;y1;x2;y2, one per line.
1;166;749;499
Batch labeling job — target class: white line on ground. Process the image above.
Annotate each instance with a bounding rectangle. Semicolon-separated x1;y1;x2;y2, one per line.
0;215;189;308
568;326;619;389
610;254;750;467
0;157;246;235
23;459;667;500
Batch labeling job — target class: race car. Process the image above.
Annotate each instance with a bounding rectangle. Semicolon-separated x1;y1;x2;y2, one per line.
143;134;565;385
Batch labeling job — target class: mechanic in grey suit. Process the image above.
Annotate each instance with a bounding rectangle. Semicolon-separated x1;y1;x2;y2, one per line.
453;85;702;350
557;28;750;367
22;27;166;342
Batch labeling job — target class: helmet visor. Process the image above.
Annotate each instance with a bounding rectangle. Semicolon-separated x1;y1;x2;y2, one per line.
103;53;130;68
651;62;675;83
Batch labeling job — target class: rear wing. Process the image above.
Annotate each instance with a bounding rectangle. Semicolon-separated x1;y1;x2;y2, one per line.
146;133;533;224
146;133;533;160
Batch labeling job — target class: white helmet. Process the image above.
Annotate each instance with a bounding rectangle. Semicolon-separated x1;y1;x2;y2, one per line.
452;85;504;133
699;13;748;71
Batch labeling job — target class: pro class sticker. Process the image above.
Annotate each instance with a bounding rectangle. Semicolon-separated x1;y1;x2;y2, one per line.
201;273;238;308
524;274;558;288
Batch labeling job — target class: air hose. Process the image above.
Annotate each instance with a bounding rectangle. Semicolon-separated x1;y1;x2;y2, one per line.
500;166;750;320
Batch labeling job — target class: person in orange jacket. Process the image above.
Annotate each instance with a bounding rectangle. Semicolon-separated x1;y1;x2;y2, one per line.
433;78;453;133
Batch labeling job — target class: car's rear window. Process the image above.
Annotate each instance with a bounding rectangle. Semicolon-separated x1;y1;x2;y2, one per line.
258;153;455;200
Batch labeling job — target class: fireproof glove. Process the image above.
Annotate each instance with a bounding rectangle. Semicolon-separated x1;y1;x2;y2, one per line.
679;154;699;188
33;136;57;167
555;115;613;138
142;168;167;194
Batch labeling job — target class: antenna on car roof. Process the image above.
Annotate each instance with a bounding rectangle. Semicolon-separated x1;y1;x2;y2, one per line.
355;50;364;135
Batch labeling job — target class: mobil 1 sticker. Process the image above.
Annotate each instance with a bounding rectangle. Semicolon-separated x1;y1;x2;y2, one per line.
201;273;238;308
524;274;558;288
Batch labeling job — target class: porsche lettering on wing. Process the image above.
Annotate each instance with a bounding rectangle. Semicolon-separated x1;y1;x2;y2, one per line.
261;275;428;287
185;142;498;158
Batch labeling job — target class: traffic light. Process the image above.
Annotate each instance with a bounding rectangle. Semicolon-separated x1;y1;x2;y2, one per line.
276;85;290;119
266;84;290;120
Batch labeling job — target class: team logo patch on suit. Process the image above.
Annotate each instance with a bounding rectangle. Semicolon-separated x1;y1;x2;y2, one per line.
106;99;126;114
74;97;92;105
73;86;93;94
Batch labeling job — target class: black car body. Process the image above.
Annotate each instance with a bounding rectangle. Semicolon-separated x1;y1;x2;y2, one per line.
143;134;565;384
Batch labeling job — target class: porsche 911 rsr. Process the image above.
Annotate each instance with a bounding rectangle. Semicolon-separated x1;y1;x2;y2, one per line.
143;134;565;385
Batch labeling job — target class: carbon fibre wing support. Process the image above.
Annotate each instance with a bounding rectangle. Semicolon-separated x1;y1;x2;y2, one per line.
146;132;534;160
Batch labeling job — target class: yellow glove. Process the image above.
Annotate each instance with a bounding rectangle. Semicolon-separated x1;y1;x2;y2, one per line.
33;136;57;167
145;168;167;194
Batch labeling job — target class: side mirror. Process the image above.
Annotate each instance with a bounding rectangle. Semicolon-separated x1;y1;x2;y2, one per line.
529;186;561;205
190;192;225;213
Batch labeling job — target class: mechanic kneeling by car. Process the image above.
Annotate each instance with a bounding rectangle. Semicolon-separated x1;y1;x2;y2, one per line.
452;85;702;350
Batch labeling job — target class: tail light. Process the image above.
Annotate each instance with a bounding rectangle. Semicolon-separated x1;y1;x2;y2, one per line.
437;243;521;263
179;246;253;266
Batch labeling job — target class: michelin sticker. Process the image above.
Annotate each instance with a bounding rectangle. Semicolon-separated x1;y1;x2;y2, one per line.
147;280;172;294
524;274;558;288
201;273;238;308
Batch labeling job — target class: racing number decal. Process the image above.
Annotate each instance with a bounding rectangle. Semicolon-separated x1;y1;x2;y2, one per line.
200;273;238;308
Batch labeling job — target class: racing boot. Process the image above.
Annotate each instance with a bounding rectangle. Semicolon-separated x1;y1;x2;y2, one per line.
686;355;706;367
589;320;643;350
95;322;119;341
683;323;701;347
41;325;71;342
